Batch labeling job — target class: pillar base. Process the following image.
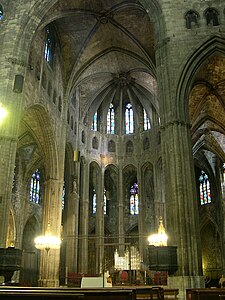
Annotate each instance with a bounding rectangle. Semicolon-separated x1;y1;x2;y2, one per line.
167;275;204;300
38;279;60;287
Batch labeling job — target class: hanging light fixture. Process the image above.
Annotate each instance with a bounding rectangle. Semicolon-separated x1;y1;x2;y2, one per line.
34;223;61;253
147;217;177;275
148;217;168;246
0;103;7;125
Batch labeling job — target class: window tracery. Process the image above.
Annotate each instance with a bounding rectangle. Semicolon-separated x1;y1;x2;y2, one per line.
199;170;211;205
30;170;40;204
130;183;138;215
44;27;55;64
143;109;151;130
125;103;134;134
107;103;115;134
92;112;98;131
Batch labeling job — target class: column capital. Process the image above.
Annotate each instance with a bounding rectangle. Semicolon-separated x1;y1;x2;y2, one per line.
160;119;191;130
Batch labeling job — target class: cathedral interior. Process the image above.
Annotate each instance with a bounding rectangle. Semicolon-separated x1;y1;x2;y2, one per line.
0;0;224;299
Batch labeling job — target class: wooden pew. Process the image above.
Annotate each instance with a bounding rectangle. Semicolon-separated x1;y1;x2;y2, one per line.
0;287;136;300
0;290;84;299
164;289;179;299
134;287;178;299
186;288;225;300
135;287;164;299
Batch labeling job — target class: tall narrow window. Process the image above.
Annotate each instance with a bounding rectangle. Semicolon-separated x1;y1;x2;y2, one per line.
143;109;151;130
93;189;97;214
130;183;138;215
104;188;107;215
223;163;225;182
92;112;97;131
44;27;55;65
30;170;40;204
107;103;115;134
0;4;3;20
125;103;134;134
199;170;211;205
62;185;65;210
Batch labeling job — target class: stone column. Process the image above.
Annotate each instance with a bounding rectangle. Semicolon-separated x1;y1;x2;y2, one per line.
154;161;165;225
79;160;89;273
137;165;145;261
118;165;125;254
38;179;63;287
161;121;204;298
96;169;104;274
64;177;79;274
0;137;17;247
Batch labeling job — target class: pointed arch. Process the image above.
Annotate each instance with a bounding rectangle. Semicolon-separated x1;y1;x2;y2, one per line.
177;36;225;122
20;104;59;180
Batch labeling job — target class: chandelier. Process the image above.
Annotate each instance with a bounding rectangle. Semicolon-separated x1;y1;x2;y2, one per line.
0;102;7;125
148;217;168;247
34;223;61;252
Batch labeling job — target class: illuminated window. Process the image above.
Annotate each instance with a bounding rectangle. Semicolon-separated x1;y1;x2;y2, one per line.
130;183;138;215
92;112;97;131
93;189;97;214
125;103;134;134
222;163;225;193
92;188;108;214
62;185;65;210
104;188;107;215
143;109;151;130
199;170;211;205
223;163;225;181
0;5;3;20
107;103;115;134
44;27;55;65
30;170;40;204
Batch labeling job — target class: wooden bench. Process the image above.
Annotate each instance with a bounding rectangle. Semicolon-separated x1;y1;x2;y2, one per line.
0;287;136;300
135;287;164;299
0;290;84;299
164;289;179;299
186;288;225;300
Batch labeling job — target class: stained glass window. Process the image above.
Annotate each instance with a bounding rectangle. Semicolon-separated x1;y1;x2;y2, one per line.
125;103;134;134
30;169;40;204
44;28;51;62
130;183;138;215
44;27;55;65
143;109;151;130
0;5;3;20
107;103;115;134
92;112;97;131
199;170;211;205
93;189;97;214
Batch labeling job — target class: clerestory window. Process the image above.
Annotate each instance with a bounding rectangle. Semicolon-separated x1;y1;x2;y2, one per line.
199;170;211;205
125;103;134;134
0;4;3;20
107;103;115;134
30;169;40;204
143;108;151;131
92;112;98;131
130;183;139;215
44;27;55;66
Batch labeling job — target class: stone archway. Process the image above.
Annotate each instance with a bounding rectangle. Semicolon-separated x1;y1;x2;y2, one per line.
201;220;222;285
21;216;40;286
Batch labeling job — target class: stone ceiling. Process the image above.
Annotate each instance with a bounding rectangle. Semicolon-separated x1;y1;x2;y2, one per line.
40;0;157;120
189;53;225;167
